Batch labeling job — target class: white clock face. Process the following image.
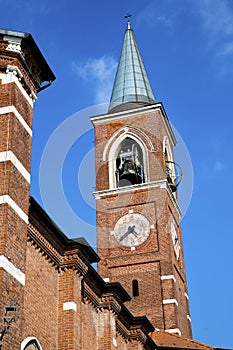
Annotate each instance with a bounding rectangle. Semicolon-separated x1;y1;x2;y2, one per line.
171;222;180;260
114;213;150;247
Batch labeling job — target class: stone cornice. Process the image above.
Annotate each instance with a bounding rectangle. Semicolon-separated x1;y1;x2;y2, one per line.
90;102;176;147
94;179;168;198
0;29;55;89
94;180;182;217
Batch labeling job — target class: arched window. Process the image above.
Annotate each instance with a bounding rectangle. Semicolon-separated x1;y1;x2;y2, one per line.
115;137;145;188
21;337;42;350
132;279;139;297
106;127;151;189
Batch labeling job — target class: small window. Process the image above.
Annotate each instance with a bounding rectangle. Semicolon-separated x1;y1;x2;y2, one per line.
132;279;139;297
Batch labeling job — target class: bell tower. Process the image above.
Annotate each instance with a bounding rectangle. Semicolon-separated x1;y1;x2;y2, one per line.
91;21;192;338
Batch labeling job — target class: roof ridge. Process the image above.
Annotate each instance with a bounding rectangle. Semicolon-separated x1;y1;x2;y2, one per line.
151;330;215;349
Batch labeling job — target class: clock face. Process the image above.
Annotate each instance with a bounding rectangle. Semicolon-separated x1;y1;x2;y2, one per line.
171;222;180;260
114;213;150;247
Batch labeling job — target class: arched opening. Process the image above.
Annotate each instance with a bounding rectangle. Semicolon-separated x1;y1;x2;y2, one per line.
115;137;145;188
132;279;139;297
107;128;151;189
164;138;182;193
21;337;42;350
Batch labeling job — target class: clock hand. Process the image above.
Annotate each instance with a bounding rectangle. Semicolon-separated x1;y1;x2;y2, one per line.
119;230;130;242
119;225;137;242
128;225;138;237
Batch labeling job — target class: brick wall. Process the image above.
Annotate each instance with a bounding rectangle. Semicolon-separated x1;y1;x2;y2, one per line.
93;104;192;339
25;198;156;350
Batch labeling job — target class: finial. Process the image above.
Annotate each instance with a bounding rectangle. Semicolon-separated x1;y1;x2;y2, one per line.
124;13;132;29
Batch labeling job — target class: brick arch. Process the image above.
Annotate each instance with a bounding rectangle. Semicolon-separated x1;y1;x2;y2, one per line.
103;125;155;162
108;130;150;189
21;337;42;350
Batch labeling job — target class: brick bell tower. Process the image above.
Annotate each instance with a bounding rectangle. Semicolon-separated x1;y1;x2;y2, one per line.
91;20;192;339
0;29;55;348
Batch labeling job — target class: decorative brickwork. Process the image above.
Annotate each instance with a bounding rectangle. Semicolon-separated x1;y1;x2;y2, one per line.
0;29;54;349
92;104;192;338
0;27;222;350
22;198;156;350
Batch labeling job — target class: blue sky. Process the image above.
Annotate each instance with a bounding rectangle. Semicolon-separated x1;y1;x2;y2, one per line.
1;0;233;348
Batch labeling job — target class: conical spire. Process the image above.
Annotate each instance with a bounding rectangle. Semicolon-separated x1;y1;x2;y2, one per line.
108;21;156;113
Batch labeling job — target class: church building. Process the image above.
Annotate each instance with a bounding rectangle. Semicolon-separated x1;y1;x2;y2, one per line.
0;22;226;350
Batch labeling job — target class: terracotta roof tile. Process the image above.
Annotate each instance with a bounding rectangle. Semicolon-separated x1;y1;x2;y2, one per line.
150;331;215;349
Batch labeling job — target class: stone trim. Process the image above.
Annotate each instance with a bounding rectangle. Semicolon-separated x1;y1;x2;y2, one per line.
63;302;77;312
0;195;28;223
21;337;43;350
163;299;178;307
0;105;32;136
4;36;22;53
161;274;176;282
0;255;25;285
91;103;176;147
94;179;167;198
165;328;182;336
0;72;34;107
0;150;30;182
94;180;182;216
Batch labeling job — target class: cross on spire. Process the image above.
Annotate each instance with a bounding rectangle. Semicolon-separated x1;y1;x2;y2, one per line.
124;13;132;29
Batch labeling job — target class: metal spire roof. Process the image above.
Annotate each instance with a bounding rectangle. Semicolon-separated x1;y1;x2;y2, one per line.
108;20;156;113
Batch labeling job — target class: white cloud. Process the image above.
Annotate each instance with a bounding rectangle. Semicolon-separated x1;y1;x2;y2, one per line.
73;56;117;105
214;161;224;172
196;0;233;56
197;0;233;37
221;42;233;56
136;1;178;31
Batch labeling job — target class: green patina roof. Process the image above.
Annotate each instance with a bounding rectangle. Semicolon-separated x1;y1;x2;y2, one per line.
108;22;156;113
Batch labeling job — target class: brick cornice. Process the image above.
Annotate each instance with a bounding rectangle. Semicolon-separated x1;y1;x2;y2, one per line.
28;197;99;265
27;224;89;275
0;30;55;91
116;318;156;350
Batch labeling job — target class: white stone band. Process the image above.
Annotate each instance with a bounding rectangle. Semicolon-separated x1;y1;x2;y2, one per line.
0;105;32;136
63;302;77;312
0;195;28;223
0;255;25;285
161;275;176;282
0;150;30;183
163;299;178;307
0;72;34;107
165;328;182;336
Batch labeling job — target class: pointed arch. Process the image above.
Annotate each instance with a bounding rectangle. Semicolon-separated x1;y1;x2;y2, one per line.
21;337;43;350
108;131;150;189
163;136;173;163
103;125;154;162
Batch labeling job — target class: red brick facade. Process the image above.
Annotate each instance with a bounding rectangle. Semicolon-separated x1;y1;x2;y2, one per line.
24;198;155;350
0;28;221;350
0;30;36;349
92;105;192;338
